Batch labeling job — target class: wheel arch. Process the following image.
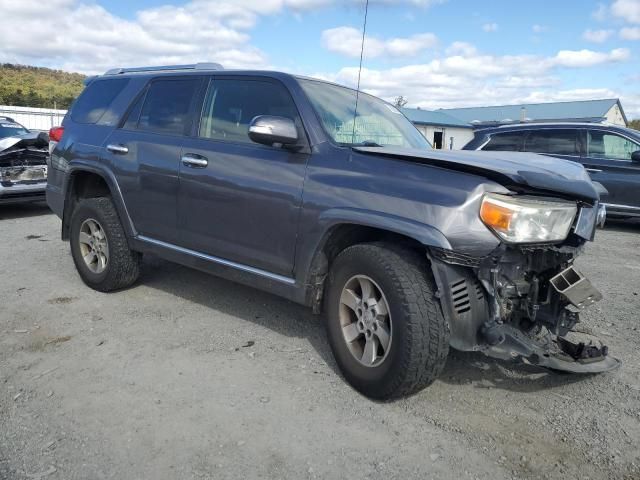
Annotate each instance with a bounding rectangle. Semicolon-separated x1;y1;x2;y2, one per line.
62;163;136;242
301;208;452;312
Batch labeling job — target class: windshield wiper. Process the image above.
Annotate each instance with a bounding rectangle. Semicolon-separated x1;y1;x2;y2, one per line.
354;140;384;147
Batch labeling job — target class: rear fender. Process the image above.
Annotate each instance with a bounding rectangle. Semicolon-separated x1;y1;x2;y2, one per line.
62;162;136;241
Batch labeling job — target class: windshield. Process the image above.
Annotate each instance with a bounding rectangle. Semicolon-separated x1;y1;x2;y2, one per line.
299;78;431;149
0;120;29;139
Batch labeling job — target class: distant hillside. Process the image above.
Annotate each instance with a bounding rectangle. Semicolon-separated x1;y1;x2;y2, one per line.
0;64;86;110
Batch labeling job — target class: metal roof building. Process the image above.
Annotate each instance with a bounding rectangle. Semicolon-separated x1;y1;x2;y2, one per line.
401;98;628;150
438;98;627;127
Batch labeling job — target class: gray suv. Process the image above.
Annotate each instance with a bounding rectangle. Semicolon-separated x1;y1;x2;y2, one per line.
47;63;617;399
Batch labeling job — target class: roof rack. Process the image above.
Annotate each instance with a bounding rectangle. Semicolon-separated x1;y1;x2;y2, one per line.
103;62;224;76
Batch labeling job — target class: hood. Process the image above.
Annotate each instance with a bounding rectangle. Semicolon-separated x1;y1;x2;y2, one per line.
0;132;48;154
354;147;599;203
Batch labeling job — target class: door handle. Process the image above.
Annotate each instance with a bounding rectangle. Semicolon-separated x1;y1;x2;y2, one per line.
181;154;208;168
586;168;602;173
106;144;129;155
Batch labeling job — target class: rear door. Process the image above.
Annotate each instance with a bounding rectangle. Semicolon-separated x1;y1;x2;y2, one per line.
581;128;640;210
103;76;201;243
523;128;581;163
177;76;309;277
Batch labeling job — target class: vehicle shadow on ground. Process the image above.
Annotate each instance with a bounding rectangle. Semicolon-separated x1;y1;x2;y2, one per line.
0;202;52;220
139;254;588;395
438;350;588;393
603;218;640;234
139;254;338;371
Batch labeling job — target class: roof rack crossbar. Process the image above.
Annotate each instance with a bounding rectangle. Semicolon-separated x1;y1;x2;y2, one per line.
103;62;223;75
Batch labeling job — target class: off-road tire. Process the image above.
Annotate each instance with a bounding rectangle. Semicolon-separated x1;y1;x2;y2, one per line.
325;243;449;400
70;197;140;292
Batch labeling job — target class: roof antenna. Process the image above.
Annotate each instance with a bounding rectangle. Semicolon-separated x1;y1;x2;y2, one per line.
351;0;369;145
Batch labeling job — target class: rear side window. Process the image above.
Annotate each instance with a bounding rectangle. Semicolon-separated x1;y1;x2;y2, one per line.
482;132;526;151
199;79;301;144
71;79;129;124
525;129;579;155
138;79;199;135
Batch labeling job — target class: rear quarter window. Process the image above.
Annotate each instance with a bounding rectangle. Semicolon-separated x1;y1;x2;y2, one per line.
70;79;130;125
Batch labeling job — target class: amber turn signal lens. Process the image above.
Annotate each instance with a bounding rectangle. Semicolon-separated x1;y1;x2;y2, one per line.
480;199;513;232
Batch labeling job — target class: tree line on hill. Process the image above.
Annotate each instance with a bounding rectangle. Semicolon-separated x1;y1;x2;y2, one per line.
0;63;85;110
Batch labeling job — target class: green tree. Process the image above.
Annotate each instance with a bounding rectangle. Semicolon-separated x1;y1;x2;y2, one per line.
628;119;640;131
0;63;85;109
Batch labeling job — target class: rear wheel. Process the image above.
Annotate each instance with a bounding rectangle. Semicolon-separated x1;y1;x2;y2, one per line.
70;197;140;292
325;243;449;400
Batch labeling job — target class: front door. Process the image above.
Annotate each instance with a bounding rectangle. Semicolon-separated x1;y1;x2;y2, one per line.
104;77;201;244
177;77;309;277
582;129;640;210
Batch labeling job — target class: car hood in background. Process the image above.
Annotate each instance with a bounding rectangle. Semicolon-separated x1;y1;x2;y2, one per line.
354;147;599;203
0;132;48;154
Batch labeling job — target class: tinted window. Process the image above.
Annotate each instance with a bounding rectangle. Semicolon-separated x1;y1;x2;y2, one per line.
0;120;29;139
71;79;129;124
122;92;145;130
525;129;579;155
138;79;199;135
588;130;640;161
482;132;525;151
199;79;300;144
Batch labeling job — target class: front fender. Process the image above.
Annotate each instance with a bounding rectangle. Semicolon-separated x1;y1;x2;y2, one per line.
318;207;452;250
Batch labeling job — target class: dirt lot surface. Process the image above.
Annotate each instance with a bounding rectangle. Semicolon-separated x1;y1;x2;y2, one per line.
1;203;639;480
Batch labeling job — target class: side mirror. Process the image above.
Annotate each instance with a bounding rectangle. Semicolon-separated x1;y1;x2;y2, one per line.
631;150;640;163
248;115;298;146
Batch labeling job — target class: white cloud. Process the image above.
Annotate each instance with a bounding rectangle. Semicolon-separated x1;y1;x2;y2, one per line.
482;22;498;32
0;0;447;73
313;42;635;117
322;26;438;58
611;0;640;24
582;29;614;43
532;24;548;33
620;26;640;39
552;48;629;67
445;41;478;56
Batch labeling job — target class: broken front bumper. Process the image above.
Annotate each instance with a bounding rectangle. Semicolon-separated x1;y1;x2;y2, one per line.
430;247;621;375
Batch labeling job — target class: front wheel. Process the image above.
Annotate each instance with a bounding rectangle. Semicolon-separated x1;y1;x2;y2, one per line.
325;243;449;400
69;197;141;292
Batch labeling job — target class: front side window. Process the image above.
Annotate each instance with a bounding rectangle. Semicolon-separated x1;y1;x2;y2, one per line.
138;78;199;135
482;132;525;151
199;79;301;144
525;129;579;155
299;78;430;149
587;130;640;161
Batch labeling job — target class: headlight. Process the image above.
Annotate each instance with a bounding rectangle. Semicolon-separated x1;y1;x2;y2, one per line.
480;193;577;243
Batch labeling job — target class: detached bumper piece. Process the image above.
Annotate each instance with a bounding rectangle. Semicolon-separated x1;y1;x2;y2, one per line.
485;325;621;373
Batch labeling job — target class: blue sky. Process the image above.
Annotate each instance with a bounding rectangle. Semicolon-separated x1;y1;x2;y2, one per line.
1;0;639;117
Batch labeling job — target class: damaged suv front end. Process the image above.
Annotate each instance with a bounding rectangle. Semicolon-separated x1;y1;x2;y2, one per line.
430;188;617;373
0;119;49;205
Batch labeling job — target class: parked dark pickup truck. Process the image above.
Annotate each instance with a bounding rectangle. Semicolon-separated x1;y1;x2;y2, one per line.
47;64;618;399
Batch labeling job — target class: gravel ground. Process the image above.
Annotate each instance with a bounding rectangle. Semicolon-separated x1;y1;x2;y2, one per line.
1;203;639;480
